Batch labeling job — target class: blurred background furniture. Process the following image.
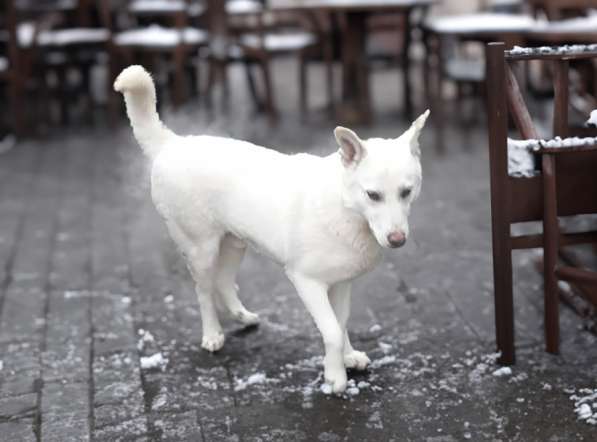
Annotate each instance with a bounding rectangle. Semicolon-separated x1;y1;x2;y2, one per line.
5;0;597;139
98;0;208;119
423;12;533;151
271;0;436;124
15;0;109;125
486;42;597;365
203;0;333;122
527;0;597;20
0;0;25;137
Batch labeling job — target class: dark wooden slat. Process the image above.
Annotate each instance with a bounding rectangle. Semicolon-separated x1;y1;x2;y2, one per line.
505;62;539;139
542;153;560;354
511;230;597;250
552;59;569;138
486;42;515;365
556;266;597;285
541;144;597;154
558;249;597;308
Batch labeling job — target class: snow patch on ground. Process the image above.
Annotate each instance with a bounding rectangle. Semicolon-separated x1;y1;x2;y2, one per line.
234;372;270;391
369;324;382;333
319;383;333;395
140;352;168;371
468;352;502;383
378;341;392;354
570;388;597;425
492;366;512;377
370;355;396;369
137;329;155;351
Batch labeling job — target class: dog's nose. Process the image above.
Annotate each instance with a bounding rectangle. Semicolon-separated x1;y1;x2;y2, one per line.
387;231;406;248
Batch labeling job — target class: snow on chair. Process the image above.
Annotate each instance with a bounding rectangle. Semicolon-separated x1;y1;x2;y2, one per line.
486;42;597;365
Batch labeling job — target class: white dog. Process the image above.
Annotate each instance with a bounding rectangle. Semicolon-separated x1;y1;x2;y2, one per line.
115;65;428;393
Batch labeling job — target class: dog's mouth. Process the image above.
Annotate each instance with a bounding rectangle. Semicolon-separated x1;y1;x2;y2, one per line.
387;239;407;249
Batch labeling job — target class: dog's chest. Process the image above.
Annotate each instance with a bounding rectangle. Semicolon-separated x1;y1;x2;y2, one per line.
299;219;382;284
334;230;382;278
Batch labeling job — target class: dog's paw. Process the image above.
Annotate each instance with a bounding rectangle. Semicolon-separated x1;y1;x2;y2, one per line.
344;350;371;370
324;367;347;394
201;333;225;352
233;309;260;326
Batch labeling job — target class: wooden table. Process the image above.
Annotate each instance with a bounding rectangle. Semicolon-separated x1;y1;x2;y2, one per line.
422;13;535;151
270;0;436;124
423;12;597;152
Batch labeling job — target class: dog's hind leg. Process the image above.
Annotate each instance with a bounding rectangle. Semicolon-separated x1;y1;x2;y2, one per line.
329;282;370;371
215;234;260;326
167;222;225;352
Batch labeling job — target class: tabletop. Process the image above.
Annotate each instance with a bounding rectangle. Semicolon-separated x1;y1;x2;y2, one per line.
128;0;263;16
425;12;597;38
424;13;535;35
270;0;436;12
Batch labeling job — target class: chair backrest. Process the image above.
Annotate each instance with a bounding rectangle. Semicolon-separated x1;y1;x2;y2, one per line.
486;42;597;222
526;0;597;19
1;0;20;74
97;0;184;33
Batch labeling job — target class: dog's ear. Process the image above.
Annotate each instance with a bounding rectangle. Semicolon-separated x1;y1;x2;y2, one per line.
334;127;366;167
403;109;430;157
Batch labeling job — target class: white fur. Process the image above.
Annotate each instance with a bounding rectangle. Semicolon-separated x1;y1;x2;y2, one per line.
115;65;428;393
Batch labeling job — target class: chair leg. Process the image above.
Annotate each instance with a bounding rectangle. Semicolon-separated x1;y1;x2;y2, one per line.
107;51;123;126
299;56;308;121
244;61;261;112
204;58;215;109
9;76;25;137
492;227;515;365
172;47;186;108
542;153;560;354
259;57;278;124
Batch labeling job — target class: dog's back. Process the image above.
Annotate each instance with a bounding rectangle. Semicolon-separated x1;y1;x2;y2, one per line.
150;133;336;262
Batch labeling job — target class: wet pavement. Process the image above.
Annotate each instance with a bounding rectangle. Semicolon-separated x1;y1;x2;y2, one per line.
0;60;596;441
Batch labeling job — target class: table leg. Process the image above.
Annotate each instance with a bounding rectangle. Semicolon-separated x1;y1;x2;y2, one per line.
339;11;371;125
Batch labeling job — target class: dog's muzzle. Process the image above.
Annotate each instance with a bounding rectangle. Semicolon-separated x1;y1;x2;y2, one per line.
387;232;406;248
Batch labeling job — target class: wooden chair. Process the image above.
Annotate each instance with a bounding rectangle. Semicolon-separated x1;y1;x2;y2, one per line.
422;13;531;152
0;0;24;136
98;0;208;116
366;5;431;118
486;42;597;365
526;0;597;19
0;0;58;135
204;0;334;122
17;0;108;122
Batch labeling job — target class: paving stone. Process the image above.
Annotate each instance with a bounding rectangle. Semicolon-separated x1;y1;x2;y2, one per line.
41;291;91;383
0;144;38;287
93;415;149;441
152;410;202;441
41;381;89;419
92;292;138;356
0;419;37;442
0;392;37;420
0;341;41;398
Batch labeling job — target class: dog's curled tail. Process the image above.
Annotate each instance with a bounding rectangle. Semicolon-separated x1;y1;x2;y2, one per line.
114;65;175;160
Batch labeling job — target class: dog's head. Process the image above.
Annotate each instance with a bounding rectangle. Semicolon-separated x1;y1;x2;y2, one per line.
335;110;429;249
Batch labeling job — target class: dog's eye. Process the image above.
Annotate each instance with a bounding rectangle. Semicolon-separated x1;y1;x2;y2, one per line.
366;190;383;202
400;188;412;199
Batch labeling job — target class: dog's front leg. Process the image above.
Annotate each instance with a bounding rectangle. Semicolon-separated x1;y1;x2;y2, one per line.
329;282;371;371
287;271;347;393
